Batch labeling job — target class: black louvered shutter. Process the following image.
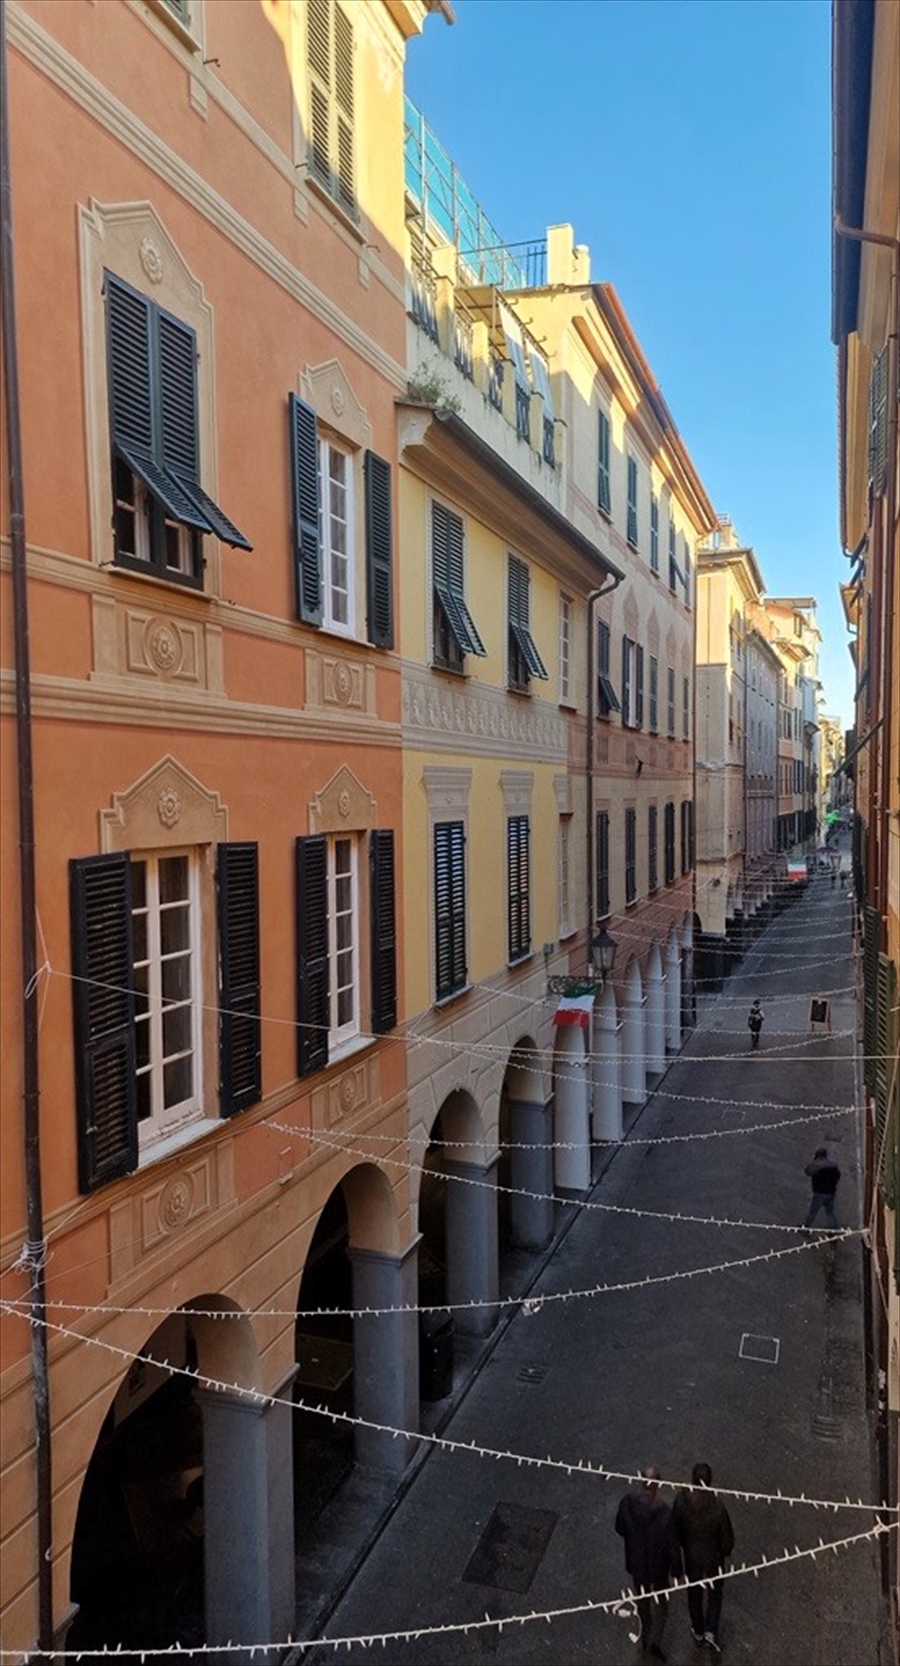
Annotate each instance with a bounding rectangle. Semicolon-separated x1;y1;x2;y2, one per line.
596;810;610;918
508;815;530;960
635;645;645;727
217;843;262;1116
863;906;881;1092
69;853;138;1193
435;821;466;999
289;394;322;625
106;275;153;457
365;451;394;648
370;829;397;1032
158;309;199;478
296;835;329;1075
875;953;897;1204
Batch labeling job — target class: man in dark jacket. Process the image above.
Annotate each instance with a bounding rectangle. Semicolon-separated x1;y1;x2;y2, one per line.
671;1463;734;1653
614;1467;680;1660
804;1146;841;1229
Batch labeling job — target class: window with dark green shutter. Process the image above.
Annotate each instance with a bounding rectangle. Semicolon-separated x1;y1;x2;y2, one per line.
875;954;897;1205
597;619;620;717
664;801;676;885
307;0;357;220
648;805;658;893
370;829;397;1031
596;810;610;919
432;501;486;670
626;456;638;548
597;410;611;515
106;272;251;584
365;451;394;648
649;654;658;732
650;496;659;573
863;906;880;1092
680;800;693;875
507;814;531;962
70;854;139;1193
621;636;633;726
434;821;467;999
296;835;330;1076
508;555;548;691
289;393;323;625
625;807;637;905
217;843;261;1116
635;645;644;728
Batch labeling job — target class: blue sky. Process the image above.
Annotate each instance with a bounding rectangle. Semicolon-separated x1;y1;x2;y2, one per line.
406;0;852;727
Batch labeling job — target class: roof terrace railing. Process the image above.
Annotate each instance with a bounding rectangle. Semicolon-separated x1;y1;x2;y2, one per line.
404;97;546;290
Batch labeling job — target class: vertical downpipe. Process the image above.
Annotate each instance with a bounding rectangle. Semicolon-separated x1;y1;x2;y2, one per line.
0;3;54;1649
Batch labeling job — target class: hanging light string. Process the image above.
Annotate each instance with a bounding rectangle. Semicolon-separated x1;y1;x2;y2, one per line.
266;1117;861;1242
1;1299;891;1519
0;1229;857;1329
0;1523;890;1661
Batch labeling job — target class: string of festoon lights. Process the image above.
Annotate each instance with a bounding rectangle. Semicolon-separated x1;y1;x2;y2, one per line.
1;1300;890;1519
0;1525;892;1661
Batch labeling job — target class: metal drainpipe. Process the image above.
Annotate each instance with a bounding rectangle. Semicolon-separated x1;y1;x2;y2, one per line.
835;215;900;936
1;6;54;1648
585;577;621;975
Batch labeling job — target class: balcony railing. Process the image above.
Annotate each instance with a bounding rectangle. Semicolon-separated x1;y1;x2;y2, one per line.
405;97;546;289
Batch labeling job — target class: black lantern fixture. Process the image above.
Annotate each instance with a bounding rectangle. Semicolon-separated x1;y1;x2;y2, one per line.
591;926;617;977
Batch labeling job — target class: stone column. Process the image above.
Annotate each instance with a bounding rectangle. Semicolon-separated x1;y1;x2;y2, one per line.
593;1011;623;1142
197;1366;295;1661
646;973;666;1079
507;1095;554;1251
553;1024;592;1194
665;940;682;1052
349;1237;419;1474
622;991;646;1106
443;1153;499;1338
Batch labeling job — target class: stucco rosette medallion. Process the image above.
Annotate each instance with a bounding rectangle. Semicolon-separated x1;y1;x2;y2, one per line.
160;1174;194;1231
158;788;182;828
146;620;182;673
139;236;164;284
333;660;352;704
339;1074;357;1114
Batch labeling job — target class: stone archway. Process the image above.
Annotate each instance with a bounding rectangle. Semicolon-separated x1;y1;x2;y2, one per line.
68;1299;274;1658
501;1038;552;1253
419;1091;496;1347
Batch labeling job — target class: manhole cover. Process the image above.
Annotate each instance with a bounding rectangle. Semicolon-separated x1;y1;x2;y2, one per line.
462;1501;558;1593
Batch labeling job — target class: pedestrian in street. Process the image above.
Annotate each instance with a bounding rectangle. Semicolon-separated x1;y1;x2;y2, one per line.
804;1145;841;1229
831;869;836;889
747;999;763;1050
614;1467;681;1660
671;1463;734;1655
840;869;847;889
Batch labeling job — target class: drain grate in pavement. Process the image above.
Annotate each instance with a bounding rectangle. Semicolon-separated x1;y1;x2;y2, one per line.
516;1362;549;1385
462;1501;558;1594
739;1333;780;1364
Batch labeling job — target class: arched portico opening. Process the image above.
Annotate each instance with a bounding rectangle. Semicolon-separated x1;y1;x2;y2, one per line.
69;1299;271;1657
295;1163;414;1486
419;1092;497;1367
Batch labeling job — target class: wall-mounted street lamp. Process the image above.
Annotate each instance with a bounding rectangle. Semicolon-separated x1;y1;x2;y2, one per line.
547;927;617;998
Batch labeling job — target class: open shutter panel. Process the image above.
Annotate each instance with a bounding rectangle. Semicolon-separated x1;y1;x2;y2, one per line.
159;314;254;547
296;835;329;1075
217;843;261;1117
106;275;154;457
863;906;880;1092
69;853;138;1193
635;645;645;726
448;510;486;655
370;829;397;1033
870;350;888;494
364;451;394;648
334;4;356;213
289;394;322;624
875;954;897;1203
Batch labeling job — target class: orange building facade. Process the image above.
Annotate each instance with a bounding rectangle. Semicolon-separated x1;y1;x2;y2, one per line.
0;0;444;1651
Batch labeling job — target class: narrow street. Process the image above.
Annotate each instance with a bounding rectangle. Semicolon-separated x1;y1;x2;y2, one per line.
310;866;890;1665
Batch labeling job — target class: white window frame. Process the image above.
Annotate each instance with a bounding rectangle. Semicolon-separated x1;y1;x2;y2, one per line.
132;849;203;1150
559;594;572;705
327;834;360;1049
318;435;355;636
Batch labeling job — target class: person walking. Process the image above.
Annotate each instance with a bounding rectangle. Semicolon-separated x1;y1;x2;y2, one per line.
747;999;763;1050
671;1463;734;1654
804;1146;841;1229
614;1467;681;1660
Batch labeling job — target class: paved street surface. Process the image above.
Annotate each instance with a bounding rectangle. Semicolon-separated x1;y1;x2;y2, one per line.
308;869;892;1665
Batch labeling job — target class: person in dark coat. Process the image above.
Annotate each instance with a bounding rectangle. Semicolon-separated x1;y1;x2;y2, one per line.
614;1467;680;1660
804;1146;841;1229
747;999;764;1049
671;1463;734;1653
